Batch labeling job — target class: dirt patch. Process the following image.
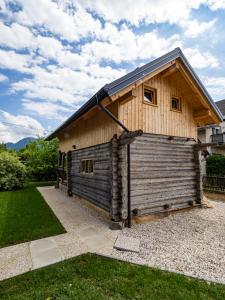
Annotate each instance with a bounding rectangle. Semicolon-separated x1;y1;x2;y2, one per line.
204;191;225;201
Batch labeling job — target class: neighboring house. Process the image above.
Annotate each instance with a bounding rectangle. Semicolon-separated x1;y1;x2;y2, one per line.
47;48;222;227
198;99;225;155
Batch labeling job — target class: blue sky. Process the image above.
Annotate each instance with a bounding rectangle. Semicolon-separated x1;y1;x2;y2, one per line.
1;0;225;142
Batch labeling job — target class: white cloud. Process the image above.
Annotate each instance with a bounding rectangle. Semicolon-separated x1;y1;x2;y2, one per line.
182;19;216;38
15;0;101;41
0;109;45;143
201;76;225;100
77;0;204;26
0;73;7;82
82;29;181;64
0;21;35;49
12;64;126;106
184;48;219;69
22;99;73;120
0;49;32;72
207;0;225;10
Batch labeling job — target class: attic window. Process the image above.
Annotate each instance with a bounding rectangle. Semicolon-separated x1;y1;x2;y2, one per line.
171;97;182;112
81;159;94;174
143;86;157;105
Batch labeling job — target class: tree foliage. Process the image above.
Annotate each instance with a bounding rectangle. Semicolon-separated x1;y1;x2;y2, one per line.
206;154;225;176
20;138;59;181
0;151;27;190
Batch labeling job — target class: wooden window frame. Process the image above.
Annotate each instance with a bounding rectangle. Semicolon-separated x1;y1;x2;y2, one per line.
143;85;157;106
171;96;182;113
80;159;94;175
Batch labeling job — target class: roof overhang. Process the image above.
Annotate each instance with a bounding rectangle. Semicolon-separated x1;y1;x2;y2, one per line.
46;47;223;140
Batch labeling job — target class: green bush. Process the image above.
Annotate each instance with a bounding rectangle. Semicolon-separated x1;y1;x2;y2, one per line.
20;138;59;181
0;152;27;190
206;154;225;176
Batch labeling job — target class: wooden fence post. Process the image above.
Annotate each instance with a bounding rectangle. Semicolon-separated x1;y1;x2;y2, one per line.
67;151;72;196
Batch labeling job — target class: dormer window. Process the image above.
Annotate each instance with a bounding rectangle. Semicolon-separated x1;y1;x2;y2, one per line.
143;86;157;105
171;97;182;112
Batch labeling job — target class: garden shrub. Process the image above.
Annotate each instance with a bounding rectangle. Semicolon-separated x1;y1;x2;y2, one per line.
20;138;59;181
206;154;225;176
0;151;27;190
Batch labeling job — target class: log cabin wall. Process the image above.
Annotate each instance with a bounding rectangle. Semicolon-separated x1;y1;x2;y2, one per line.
118;73;197;139
70;141;119;216
118;133;199;217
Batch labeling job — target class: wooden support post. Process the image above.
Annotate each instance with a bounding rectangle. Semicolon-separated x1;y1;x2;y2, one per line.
194;146;203;205
67;151;72;196
111;135;119;221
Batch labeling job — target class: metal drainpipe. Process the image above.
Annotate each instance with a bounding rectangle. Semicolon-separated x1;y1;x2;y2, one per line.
96;97;132;228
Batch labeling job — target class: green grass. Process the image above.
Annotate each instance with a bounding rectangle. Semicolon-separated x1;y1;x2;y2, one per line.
0;253;225;300
0;181;65;248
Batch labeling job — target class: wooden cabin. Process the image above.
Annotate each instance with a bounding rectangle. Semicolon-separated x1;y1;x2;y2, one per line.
47;48;222;227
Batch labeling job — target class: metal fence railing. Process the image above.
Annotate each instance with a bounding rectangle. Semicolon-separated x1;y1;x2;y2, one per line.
211;133;225;144
203;175;225;192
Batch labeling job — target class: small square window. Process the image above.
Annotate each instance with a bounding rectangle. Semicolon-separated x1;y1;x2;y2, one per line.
144;87;157;105
81;159;94;174
171;97;181;112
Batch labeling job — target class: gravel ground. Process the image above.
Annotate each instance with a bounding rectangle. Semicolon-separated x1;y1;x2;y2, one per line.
112;201;225;284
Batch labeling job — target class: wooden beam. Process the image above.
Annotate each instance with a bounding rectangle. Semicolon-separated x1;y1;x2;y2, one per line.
177;61;220;124
161;64;178;78
110;60;176;102
194;109;211;121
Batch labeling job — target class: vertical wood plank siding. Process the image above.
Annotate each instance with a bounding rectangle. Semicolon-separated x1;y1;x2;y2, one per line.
70;142;114;212
59;102;119;152
118;74;197;140
120;133;198;217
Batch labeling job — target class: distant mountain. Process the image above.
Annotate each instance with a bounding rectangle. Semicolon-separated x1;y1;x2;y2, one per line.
5;137;36;151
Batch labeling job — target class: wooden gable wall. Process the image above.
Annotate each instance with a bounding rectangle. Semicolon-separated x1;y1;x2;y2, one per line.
58;67;216;152
118;72;197;139
58;102;119;152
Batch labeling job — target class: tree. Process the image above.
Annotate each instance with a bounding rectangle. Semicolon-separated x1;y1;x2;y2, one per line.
0;143;7;153
20;138;59;181
0;151;27;190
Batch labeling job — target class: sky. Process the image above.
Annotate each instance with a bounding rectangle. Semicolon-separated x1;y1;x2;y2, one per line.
1;0;225;142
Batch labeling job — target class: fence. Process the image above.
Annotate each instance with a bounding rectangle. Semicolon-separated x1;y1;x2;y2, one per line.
203;175;225;192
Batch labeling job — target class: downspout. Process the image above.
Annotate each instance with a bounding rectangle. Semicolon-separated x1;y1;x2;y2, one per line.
96;97;132;228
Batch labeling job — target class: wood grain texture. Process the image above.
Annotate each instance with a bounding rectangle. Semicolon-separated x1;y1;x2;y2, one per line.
70;142;113;212
119;133;198;217
118;73;198;139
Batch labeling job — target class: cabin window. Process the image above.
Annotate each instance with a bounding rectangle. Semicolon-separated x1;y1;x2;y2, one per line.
80;159;94;174
171;97;182;112
143;86;157;105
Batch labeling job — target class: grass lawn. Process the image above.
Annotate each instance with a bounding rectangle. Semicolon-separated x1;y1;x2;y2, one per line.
0;181;66;248
0;253;225;300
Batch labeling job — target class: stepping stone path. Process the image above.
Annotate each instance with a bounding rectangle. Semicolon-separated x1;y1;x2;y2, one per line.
30;238;63;269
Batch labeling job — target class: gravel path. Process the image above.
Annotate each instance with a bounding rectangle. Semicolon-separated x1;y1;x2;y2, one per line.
112;201;225;284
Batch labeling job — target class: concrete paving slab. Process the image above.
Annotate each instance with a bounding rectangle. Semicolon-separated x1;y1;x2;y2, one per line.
30;237;63;269
114;235;140;253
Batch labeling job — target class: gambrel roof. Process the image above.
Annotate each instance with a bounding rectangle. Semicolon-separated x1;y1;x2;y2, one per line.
47;47;223;140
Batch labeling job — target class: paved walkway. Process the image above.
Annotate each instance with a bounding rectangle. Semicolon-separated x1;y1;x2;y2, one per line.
0;187;119;281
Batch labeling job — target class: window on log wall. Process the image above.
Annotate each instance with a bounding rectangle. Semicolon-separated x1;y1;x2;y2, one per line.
80;159;94;174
